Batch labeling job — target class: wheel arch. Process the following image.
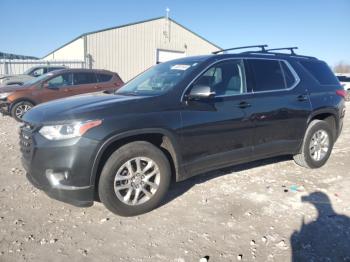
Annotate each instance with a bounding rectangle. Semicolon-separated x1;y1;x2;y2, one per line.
90;129;182;192
9;98;37;111
307;108;339;139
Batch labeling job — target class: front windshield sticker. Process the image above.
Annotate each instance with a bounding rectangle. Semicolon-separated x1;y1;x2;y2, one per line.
171;64;191;71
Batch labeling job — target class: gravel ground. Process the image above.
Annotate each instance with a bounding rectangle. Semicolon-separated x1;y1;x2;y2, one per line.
0;104;349;262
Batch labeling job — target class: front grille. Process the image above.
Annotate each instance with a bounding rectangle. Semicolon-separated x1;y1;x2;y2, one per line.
19;123;37;161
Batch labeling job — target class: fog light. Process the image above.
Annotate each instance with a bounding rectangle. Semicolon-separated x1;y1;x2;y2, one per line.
45;169;69;186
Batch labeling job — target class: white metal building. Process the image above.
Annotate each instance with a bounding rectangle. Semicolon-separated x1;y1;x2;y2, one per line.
43;17;221;81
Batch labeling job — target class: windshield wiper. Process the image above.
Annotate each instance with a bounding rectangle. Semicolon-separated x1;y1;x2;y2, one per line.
115;91;139;96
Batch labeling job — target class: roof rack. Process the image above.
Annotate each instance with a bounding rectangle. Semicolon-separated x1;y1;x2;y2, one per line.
242;47;317;60
266;47;298;55
212;44;268;54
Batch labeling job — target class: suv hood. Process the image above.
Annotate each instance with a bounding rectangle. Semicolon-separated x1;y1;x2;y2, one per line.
0;74;34;85
0;84;30;92
0;74;29;79
23;92;154;124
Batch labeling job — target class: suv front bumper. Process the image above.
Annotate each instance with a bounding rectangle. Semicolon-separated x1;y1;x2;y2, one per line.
20;125;100;207
0;100;10;115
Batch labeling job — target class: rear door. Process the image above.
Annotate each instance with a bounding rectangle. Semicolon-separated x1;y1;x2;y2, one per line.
244;58;312;157
71;72;99;95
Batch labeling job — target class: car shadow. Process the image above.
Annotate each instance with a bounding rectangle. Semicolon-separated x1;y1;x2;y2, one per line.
290;191;350;261
161;155;292;207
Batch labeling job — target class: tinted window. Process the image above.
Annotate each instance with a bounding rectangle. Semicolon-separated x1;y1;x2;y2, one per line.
47;67;64;72
193;59;246;96
300;61;338;85
47;73;72;88
248;59;285;92
73;72;97;85
281;62;296;88
97;73;113;82
337;76;350;82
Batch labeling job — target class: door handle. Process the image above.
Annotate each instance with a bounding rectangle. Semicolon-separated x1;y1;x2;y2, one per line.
297;94;308;101
238;101;251;109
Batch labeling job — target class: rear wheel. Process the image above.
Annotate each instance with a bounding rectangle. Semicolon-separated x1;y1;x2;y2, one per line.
98;141;171;216
11;101;34;122
293;120;334;168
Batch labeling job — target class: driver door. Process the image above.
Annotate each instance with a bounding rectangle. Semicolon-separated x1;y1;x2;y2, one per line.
179;59;254;176
38;73;74;103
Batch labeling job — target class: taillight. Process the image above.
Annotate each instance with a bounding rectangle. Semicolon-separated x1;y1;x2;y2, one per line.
336;89;347;99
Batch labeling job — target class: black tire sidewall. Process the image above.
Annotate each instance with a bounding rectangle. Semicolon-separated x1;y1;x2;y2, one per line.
98;142;171;216
303;121;334;168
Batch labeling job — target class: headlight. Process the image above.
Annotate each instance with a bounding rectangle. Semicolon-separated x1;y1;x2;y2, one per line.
39;120;102;140
0;92;11;99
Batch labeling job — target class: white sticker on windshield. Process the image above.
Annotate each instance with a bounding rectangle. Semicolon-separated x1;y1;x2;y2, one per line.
171;64;191;71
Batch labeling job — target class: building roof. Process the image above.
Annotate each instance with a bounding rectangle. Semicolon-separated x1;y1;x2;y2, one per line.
42;16;221;59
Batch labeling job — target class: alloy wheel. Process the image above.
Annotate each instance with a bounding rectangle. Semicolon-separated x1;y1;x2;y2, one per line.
309;129;329;161
15;104;32;119
114;157;160;205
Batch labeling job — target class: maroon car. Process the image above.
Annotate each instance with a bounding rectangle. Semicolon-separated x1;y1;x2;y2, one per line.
0;69;124;121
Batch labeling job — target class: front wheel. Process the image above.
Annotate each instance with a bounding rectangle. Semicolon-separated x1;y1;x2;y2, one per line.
293;120;334;168
98;141;171;216
11;101;34;122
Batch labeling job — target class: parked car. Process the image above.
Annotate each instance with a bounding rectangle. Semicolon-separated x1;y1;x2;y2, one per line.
19;46;346;216
0;65;66;86
0;69;123;121
336;74;350;100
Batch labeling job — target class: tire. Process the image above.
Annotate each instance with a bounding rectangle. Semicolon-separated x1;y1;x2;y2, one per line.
11;101;34;122
98;141;171;216
293;120;334;168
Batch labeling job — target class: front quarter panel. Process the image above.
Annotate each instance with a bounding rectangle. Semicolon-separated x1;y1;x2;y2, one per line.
84;105;183;185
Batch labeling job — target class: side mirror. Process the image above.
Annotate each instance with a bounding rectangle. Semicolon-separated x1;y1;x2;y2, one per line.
187;85;215;100
43;82;58;90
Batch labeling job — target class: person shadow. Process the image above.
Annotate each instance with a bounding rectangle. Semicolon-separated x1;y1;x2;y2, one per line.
291;191;350;262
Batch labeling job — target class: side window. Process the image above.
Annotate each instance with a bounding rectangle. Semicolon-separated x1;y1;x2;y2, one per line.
47;67;63;72
301;61;339;85
281;62;297;88
73;72;97;85
248;59;285;92
46;73;73;88
193;60;246;96
97;73;113;82
31;68;45;77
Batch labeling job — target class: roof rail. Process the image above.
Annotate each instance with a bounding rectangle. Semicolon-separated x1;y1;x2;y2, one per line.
212;44;268;54
266;47;298;55
241;47;317;60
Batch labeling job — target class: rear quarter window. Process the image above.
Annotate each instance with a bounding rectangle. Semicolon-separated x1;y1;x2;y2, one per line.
300;61;339;85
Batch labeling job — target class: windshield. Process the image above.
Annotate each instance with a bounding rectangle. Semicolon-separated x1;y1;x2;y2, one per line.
24;72;53;86
116;59;201;96
23;67;36;75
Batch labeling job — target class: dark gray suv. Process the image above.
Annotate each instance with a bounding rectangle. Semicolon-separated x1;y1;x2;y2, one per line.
20;45;346;216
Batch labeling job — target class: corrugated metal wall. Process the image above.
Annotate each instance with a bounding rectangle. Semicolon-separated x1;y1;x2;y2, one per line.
43;38;85;61
86;18;219;81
